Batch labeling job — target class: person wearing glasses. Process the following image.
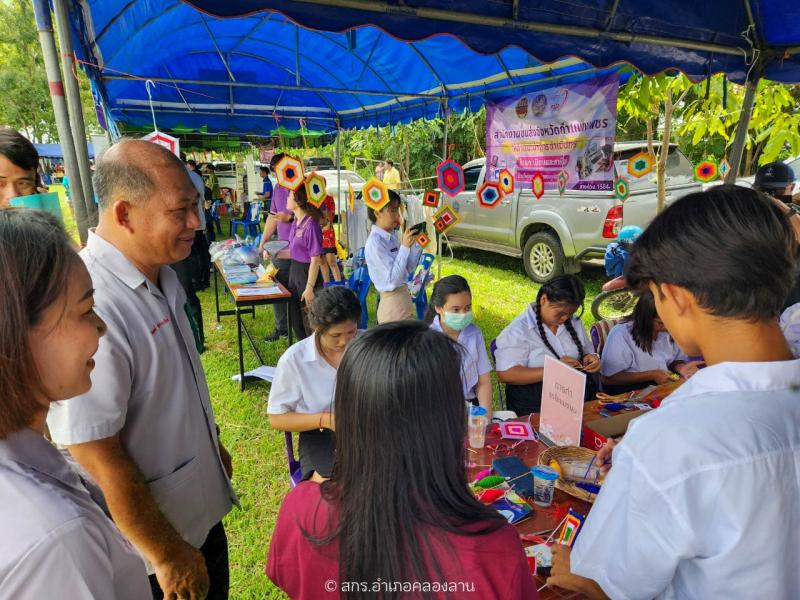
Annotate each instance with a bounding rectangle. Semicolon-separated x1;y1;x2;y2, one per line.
495;274;600;415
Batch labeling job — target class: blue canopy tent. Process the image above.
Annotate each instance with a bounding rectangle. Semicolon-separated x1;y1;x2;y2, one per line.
67;2;630;136
34;142;95;159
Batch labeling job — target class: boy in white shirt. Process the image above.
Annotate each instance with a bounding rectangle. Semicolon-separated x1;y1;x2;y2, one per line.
548;185;800;600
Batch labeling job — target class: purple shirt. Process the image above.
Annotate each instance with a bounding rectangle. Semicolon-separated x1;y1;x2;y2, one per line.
289;215;323;264
270;184;293;242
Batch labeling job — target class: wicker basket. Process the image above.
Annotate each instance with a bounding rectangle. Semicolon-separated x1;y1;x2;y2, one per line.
537;446;601;503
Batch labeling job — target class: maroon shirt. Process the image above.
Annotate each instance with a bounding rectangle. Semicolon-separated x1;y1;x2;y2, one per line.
289;215;323;264
266;482;539;599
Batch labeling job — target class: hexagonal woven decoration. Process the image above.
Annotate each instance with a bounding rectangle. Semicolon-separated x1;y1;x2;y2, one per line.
436;159;465;197
557;170;569;196
275;155;305;191
614;177;630;202
305;172;327;208
627;151;654;179
432;204;460;234
531;172;545;199
498;169;514;194
718;157;731;179
694;160;718;182
415;232;431;248
362;177;390;211
476;181;504;208
422;190;441;208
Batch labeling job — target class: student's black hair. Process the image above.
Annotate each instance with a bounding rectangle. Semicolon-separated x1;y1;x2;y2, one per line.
307;286;361;334
625;290;659;354
386;159;394;167
534;274;586;359
625;185;796;321
366;189;402;223
259;165;269;175
310;322;504;599
270;152;285;169
424;274;471;324
292;178;324;223
0;127;38;173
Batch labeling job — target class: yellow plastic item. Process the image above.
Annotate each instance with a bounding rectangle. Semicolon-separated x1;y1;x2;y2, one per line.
548;460;563;478
335;240;347;261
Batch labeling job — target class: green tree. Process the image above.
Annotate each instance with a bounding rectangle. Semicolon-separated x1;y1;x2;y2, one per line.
0;0;99;143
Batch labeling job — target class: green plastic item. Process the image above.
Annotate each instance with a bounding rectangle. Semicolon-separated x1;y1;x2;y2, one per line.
474;475;506;489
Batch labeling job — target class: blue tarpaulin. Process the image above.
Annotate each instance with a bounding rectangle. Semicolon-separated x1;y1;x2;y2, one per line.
34;143;95;159
67;1;800;135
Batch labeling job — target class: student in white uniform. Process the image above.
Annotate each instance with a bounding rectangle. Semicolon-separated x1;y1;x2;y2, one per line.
0;209;150;599
780;302;800;357
425;275;493;420
548;185;800;600
600;291;698;394
364;190;423;323
268;286;361;481
495;274;600;415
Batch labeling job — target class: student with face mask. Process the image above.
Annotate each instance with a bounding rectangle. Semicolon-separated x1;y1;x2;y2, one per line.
425;275;493;420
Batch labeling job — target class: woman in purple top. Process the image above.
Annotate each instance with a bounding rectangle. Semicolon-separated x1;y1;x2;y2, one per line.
287;180;324;339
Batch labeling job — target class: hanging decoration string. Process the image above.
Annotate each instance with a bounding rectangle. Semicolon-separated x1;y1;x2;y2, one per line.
145;79;158;133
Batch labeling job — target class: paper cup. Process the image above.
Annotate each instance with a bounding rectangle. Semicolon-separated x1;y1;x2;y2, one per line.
531;465;559;507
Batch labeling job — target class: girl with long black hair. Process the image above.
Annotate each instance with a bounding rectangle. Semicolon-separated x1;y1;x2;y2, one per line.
495;274;600;415
267;322;538;599
425;275;493;419
600;291;697;394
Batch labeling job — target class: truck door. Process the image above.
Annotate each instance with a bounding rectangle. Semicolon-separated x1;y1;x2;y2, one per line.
444;163;483;240
475;163;515;245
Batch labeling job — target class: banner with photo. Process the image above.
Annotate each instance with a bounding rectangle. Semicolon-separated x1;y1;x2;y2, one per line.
486;74;619;192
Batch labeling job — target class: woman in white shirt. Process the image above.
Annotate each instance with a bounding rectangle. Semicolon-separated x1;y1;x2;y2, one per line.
601;291;698;394
364;190;422;323
495;274;600;415
268;286;361;481
0;209;150;599
425;275;493;420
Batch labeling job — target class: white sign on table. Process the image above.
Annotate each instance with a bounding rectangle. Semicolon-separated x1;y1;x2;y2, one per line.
539;356;587;446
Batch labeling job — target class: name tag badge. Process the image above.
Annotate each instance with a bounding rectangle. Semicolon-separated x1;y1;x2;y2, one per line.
390;248;398;253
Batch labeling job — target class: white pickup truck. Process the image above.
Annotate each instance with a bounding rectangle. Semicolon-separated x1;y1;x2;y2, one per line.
442;142;702;282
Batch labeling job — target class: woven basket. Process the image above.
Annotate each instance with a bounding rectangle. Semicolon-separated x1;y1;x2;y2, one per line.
537;446;600;503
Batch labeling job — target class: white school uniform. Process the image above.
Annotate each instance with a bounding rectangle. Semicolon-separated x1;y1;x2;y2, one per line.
571;359;800;600
268;334;336;415
364;225;422;293
600;321;688;376
780;303;800;358
494;304;593;372
0;428;150;599
430;317;492;400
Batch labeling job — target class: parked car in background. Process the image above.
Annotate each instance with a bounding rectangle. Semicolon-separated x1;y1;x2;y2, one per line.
442;142;702;282
304;157;336;170
315;169;366;217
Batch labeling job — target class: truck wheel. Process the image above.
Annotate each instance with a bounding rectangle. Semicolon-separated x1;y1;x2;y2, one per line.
522;232;565;283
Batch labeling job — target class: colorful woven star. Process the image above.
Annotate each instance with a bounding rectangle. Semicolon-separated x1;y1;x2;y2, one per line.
436;159;465;197
304;172;327;208
614;177;630;202
718;158;731;179
557;170;569;196
422;190;441;208
415;232;431;248
627;151;654;179
694;160;718;182
498;169;514;194
476;181;504;208
531;173;545;199
275;156;304;191
432;205;460;234
362;177;390;211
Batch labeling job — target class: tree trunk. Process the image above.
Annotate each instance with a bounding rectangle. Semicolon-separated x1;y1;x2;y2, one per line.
657;91;673;214
646;116;654;157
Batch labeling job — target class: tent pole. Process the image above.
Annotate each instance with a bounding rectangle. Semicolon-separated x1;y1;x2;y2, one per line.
336;126;347;254
725;70;761;182
32;0;90;243
438;99;449;281
53;0;97;228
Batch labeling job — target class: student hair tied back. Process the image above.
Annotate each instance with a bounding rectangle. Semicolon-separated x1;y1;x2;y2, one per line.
424;274;471;324
625;185;796;321
628;290;659;354
307;286;361;333
367;189;402;223
534;274;586;359
0;209;77;437
293;179;323;222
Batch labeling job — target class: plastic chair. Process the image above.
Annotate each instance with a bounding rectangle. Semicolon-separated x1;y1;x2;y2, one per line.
346;248;372;329
285;432;303;487
209;200;222;234
409;252;435;320
488;339;506;411
589;318;621;356
230;202;262;238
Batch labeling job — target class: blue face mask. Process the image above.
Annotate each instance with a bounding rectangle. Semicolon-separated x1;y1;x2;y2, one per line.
442;311;473;331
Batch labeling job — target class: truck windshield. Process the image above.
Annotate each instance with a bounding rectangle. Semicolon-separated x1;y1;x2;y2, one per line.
614;146;694;187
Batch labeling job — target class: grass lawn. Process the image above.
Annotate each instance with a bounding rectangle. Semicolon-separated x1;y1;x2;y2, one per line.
58;194;604;598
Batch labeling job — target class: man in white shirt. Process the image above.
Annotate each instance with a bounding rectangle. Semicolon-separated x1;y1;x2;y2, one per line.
47;139;237;600
548;185;800;599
